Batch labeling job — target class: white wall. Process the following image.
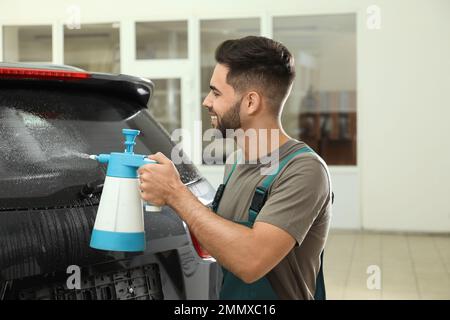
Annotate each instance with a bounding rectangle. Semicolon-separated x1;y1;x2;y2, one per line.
1;0;449;233
358;0;450;232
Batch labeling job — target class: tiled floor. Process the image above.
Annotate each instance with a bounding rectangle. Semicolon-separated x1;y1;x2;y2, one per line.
323;230;450;300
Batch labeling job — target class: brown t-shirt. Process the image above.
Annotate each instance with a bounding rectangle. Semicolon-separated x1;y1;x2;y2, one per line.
216;139;332;300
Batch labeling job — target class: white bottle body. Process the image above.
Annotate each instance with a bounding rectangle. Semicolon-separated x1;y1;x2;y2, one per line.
93;176;144;233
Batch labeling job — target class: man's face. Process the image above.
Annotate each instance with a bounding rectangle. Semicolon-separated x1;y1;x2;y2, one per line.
202;64;243;137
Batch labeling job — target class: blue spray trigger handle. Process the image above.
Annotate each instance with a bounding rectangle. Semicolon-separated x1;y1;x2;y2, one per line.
122;129;140;153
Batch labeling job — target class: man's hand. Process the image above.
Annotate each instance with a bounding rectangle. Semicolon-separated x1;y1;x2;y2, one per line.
137;152;186;207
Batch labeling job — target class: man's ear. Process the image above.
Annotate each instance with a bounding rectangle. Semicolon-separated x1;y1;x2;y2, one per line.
245;91;262;115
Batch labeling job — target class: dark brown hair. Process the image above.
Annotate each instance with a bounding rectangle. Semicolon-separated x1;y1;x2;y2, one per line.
215;36;295;115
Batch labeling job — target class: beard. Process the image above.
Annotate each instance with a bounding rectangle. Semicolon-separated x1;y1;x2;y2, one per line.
211;97;243;138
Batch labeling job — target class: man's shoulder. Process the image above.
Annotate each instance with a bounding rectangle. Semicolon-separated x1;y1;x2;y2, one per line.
276;140;328;172
271;145;331;191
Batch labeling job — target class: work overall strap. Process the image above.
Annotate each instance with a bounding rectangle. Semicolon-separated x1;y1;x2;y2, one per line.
247;146;326;300
211;161;237;212
247;146;312;224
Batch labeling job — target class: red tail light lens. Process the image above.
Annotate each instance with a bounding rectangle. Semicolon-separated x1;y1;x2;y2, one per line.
0;67;90;80
190;231;211;259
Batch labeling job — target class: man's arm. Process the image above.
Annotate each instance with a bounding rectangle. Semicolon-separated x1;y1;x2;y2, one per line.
169;184;295;284
138;152;295;284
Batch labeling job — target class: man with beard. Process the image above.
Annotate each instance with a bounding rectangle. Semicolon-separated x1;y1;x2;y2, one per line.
138;36;332;300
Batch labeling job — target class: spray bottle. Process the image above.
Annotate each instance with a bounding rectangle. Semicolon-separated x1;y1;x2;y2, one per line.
89;128;160;252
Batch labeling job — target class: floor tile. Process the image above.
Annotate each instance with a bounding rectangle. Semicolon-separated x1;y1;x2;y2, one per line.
323;230;450;300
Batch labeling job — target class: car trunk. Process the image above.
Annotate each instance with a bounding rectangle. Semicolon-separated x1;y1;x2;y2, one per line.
0;79;198;281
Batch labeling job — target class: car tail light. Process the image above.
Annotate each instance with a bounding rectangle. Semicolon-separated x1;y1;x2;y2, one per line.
190;231;211;259
0;67;90;80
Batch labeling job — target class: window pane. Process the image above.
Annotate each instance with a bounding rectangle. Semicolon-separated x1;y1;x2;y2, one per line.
136;21;187;59
3;25;52;62
274;14;357;165
64;23;120;73
148;78;181;134
200;18;260;164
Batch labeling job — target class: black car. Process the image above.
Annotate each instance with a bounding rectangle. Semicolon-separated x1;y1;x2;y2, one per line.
0;62;220;300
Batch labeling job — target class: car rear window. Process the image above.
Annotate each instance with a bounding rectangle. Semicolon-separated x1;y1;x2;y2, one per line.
0;83;200;209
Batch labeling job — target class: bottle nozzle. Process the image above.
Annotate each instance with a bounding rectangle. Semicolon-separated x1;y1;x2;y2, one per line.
90;154;110;164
